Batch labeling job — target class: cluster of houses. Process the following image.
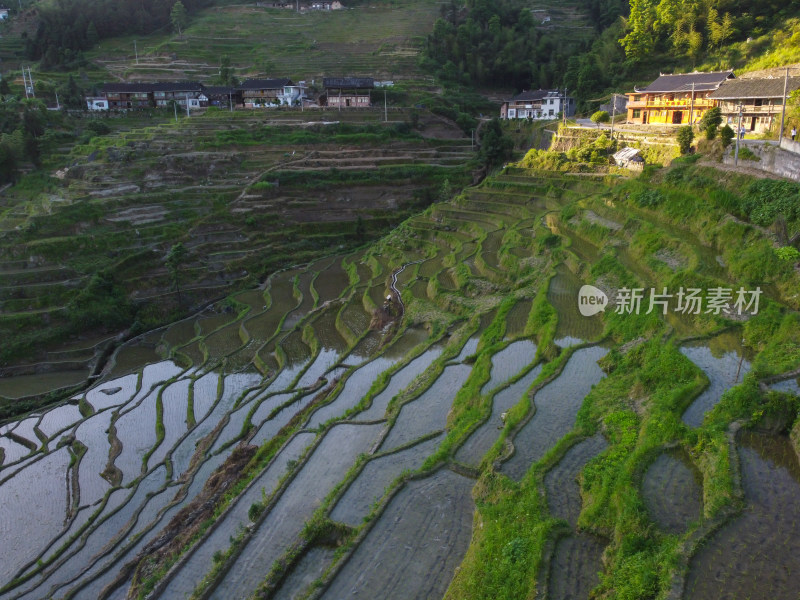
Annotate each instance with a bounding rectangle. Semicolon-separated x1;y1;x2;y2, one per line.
86;77;375;111
500;70;800;136
259;1;345;10
626;70;800;134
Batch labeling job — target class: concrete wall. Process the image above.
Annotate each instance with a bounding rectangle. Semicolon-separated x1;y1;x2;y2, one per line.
724;141;800;181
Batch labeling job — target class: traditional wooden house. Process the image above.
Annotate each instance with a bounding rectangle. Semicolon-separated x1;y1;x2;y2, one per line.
321;77;374;108
151;82;207;109
101;83;154;110
204;86;241;108
626;70;735;126
708;76;800;134
500;89;575;120
238;78;292;108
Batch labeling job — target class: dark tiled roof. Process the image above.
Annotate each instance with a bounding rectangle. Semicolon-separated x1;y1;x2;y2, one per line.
508;89;560;102
635;70;735;93
238;78;292;90
101;82;154;93
101;81;203;93
323;77;374;89
150;81;203;92
203;86;236;95
709;76;800;100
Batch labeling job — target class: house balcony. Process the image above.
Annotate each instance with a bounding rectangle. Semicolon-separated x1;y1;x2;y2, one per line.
628;99;715;110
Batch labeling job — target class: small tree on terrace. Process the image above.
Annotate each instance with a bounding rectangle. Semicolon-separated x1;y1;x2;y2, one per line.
699;107;722;140
166;242;188;307
590;110;610;128
677;126;694;154
720;124;734;148
171;1;188;37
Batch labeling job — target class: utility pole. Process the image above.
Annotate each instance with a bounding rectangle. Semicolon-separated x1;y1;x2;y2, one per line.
174;100;178;122
610;94;617;139
21;67;28;99
27;66;35;97
134;40;138;65
779;66;789;144
563;87;567;128
55;90;60;110
384;88;387;122
735;104;743;166
185;92;190;117
689;82;696;125
229;90;233;113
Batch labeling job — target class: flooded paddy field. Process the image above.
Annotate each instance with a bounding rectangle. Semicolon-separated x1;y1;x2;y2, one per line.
2;164;799;600
503;346;608;480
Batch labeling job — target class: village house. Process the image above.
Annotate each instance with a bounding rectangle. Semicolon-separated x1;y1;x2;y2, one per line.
321;77;374;108
238;78;292;108
203;86;241;108
626;70;735;126
278;82;307;106
500;90;575;120
101;83;154;110
86;97;109;111
0;8;9;20
708;76;800;134
151;82;207;109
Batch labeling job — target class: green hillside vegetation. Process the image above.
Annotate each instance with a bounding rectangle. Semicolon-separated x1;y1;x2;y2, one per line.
0;108;473;392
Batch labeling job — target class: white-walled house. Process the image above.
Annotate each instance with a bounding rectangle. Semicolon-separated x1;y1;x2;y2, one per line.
86;97;109;111
278;83;307;106
500;89;575;120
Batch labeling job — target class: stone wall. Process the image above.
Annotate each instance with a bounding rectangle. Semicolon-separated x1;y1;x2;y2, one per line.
723;141;800;181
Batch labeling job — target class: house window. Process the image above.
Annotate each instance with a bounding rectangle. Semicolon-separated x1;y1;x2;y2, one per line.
633;110;641;118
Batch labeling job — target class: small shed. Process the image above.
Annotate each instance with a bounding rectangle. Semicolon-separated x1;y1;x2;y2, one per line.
613;147;645;170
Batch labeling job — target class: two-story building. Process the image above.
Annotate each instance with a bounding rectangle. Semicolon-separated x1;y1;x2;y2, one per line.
321;77;374;108
101;83;154;110
151;82;207;109
500;90;575;120
708;76;800;134
626;70;735;126
239;78;292;108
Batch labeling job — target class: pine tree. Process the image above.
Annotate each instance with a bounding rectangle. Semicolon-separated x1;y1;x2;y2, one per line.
170;1;187;37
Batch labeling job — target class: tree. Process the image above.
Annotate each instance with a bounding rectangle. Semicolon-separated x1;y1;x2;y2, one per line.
170;1;187;37
165;242;188;306
699;107;722;140
591;110;610;128
677;126;694;154
720;124;735;148
478;118;514;171
218;55;234;86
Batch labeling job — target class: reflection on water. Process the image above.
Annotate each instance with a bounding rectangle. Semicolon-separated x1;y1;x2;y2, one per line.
685;432;800;599
548;263;603;345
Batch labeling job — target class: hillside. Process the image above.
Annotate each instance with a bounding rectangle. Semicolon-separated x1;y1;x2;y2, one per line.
0;157;799;600
0;108;472;408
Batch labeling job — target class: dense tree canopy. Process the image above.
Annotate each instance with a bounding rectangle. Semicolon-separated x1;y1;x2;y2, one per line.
621;0;800;63
26;0;213;67
423;0;628;91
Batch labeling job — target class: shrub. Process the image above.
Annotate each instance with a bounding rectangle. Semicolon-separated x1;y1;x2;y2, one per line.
677;126;694;154
720;124;735;147
591;110;610;127
699;107;723;140
775;246;800;262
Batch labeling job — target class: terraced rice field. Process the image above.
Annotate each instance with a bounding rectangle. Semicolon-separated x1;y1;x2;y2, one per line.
0;110;471;396
1;165;800;600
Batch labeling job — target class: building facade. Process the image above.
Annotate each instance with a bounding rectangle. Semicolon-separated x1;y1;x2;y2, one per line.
322;77;374;107
239;78;292;107
500;90;575;120
708;76;800;134
626;70;735;126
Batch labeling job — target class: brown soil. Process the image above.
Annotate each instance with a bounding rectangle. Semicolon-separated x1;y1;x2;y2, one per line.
125;443;258;598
